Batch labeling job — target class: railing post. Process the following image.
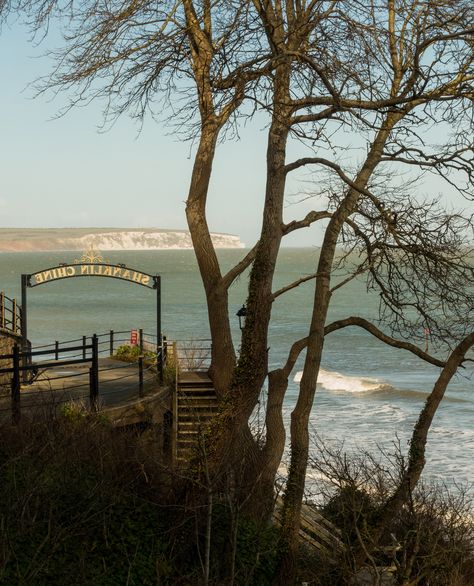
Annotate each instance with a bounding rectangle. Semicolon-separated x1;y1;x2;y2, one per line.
155;331;165;386
172;342;178;466
89;334;99;412
55;340;59;361
12;299;17;333
157;346;163;386
82;335;86;359
138;356;144;397
163;335;167;366
11;344;21;424
1;291;5;329
138;329;144;396
109;330;114;357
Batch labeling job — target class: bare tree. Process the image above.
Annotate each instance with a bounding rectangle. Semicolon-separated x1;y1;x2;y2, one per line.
6;1;474;581
307;435;474;585
276;4;474;574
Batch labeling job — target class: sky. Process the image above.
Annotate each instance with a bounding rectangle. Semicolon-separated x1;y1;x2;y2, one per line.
1;19;472;248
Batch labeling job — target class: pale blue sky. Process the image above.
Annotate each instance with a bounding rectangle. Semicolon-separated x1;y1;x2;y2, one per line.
1;21;472;248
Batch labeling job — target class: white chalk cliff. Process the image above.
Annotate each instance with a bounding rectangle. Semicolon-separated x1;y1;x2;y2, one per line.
0;229;243;251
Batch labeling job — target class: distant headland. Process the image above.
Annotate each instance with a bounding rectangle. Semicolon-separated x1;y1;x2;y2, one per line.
0;228;244;251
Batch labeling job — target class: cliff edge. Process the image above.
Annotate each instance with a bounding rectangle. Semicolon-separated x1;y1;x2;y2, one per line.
0;228;243;251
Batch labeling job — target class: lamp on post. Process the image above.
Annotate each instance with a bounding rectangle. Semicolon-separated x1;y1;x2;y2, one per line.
236;304;247;331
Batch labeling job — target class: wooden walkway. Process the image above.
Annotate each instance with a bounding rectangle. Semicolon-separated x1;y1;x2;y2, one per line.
0;357;163;422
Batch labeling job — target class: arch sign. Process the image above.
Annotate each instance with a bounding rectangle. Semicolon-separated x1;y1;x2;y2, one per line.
29;262;156;288
20;249;161;351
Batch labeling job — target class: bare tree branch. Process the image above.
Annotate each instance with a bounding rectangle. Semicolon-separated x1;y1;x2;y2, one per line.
324;316;446;367
271;273;321;301
282;210;332;235
221;243;258;290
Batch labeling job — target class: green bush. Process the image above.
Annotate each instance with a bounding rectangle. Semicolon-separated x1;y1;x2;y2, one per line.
114;344;157;366
323;483;380;546
58;400;88;422
114;344;142;361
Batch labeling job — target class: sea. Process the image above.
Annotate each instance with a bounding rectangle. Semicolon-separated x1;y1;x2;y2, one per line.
1;248;473;488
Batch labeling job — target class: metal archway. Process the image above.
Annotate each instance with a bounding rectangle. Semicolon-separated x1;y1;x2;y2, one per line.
20;255;161;353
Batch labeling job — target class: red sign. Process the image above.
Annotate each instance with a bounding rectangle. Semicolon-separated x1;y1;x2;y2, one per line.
130;329;138;345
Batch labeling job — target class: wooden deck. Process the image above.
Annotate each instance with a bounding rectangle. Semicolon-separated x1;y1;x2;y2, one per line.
0;357;165;422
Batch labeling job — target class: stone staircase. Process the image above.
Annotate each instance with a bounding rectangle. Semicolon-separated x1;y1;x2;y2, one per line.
176;371;218;463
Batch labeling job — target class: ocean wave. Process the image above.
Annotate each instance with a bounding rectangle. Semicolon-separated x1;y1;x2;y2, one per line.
293;368;385;393
292;369;471;403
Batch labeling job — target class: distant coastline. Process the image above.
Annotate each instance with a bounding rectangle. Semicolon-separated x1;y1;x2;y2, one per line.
0;228;244;251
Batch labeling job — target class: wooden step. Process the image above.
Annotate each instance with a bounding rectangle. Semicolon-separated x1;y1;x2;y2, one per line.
178;425;210;433
178;381;214;388
178;395;217;406
175;371;218;464
178;405;217;411
178;401;217;410
178;392;217;400
178;403;217;411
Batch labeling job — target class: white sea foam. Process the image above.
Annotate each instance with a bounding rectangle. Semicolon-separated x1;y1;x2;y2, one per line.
293;368;383;393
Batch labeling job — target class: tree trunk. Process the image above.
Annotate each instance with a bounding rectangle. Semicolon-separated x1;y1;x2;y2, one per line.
276;112;403;582
186;121;236;396
354;331;474;567
225;62;293;516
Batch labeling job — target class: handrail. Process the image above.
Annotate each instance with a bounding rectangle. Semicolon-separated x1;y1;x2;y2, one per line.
0;291;22;335
25;330;156;358
175;339;212;372
0;357;94;373
0;343;93;361
0;328;171;423
172;341;178;466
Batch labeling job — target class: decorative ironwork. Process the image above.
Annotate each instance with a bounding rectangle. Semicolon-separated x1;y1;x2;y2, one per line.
74;248;107;264
20;263;162;362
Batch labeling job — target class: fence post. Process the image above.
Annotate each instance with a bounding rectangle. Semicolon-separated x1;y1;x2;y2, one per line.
11;344;21;424
138;356;144;397
89;334;99;412
138;329;144;396
82;336;86;359
1;291;4;329
12;299;17;333
55;340;59;361
109;330;114;357
163;335;167;366
157;344;163;386
172;344;178;466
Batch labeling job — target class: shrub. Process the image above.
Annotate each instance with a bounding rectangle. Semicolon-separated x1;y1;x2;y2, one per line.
209;503;280;585
304;437;474;586
114;344;142;362
0;418;170;585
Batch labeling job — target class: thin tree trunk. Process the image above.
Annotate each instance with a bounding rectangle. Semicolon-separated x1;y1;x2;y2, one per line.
222;62;293;518
186;122;236;395
277;112;402;582
355;331;474;567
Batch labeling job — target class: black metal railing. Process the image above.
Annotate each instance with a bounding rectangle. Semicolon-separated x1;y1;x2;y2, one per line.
0;329;169;423
0;291;21;336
